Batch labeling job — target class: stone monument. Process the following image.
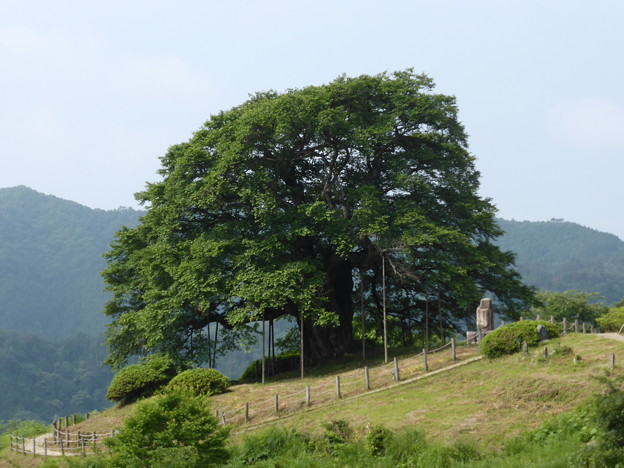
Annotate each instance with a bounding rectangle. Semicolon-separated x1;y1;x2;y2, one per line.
476;298;494;332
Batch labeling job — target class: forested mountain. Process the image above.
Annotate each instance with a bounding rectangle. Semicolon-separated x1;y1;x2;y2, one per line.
0;331;112;421
0;186;141;337
497;218;624;304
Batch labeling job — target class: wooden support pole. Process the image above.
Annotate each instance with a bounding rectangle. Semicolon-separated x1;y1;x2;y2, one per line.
245;402;250;422
364;366;370;390
65;416;69;428
574;320;579;333
522;341;529;355
543;346;549;359
591;324;595;334
562;318;567;335
582;323;587;333
550;315;555;323
274;394;279;414
81;435;85;457
221;412;226;426
73;415;76;425
609;353;615;369
451;338;457;361
22;437;25;454
305;385;311;406
336;375;341;399
423;348;429;372
393;357;400;381
44;439;47;457
60;439;65;457
32;437;36;457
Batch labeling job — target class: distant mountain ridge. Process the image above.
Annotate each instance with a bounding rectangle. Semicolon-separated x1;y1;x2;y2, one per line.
496;218;624;304
0;185;142;338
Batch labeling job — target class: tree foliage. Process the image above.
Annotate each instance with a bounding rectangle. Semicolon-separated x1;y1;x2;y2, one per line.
102;70;534;367
528;290;608;324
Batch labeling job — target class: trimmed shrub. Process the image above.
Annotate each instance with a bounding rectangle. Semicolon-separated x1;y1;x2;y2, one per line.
596;307;624;332
105;390;229;467
167;368;231;396
106;355;176;403
239;351;300;381
480;320;560;358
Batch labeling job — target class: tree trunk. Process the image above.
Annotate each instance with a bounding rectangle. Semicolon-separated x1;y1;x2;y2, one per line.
301;257;354;364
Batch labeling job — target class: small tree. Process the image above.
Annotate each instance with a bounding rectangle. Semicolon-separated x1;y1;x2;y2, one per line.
529;290;608;324
105;390;229;467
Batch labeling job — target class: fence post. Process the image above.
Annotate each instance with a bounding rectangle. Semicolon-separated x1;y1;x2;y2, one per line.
582;323;586;334
364;367;370;390
81;435;86;457
221;412;226;426
574;320;579;333
245;402;250;422
543;346;549;359
305;385;311;406
93;431;97;447
393;357;400;381
33;437;36;457
274;394;279;414
336;375;341;399
86;412;90;420
591;324;595;334
522;341;528;355
520;316;524;321
60;439;65;457
423;348;429;372
22;436;25;454
562;318;567;335
44;438;47;457
73;415;76;425
65;416;69;428
609;353;615;369
550;315;555;323
9;434;12;452
451;338;457;361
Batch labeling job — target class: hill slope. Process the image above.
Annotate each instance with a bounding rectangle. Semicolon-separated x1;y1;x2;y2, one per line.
497;218;624;304
0;186;142;338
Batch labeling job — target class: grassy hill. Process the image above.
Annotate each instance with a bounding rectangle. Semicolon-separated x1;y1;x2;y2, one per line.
5;333;621;467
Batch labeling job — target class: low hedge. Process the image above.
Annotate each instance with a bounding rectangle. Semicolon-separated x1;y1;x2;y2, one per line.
480;320;560;358
239;352;300;382
106;355;176;403
167;368;231;396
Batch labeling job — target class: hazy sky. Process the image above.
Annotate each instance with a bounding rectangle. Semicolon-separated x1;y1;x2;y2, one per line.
2;1;623;238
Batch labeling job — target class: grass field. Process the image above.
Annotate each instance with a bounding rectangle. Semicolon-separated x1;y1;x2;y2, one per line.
3;333;624;466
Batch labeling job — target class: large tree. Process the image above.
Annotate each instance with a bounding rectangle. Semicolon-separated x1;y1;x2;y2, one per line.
102;70;534;369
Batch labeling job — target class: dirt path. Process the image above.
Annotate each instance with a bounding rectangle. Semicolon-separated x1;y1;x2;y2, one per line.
596;333;624;342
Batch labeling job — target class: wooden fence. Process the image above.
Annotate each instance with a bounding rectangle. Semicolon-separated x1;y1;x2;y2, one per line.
9;414;117;457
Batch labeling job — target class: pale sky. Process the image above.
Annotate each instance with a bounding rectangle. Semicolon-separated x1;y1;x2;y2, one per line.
2;1;623;238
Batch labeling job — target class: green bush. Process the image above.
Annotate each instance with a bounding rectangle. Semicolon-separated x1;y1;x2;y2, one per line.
106;355;176;403
597;307;624;332
167;368;230;396
105;390;229;467
480;320;560;358
239;351;300;381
